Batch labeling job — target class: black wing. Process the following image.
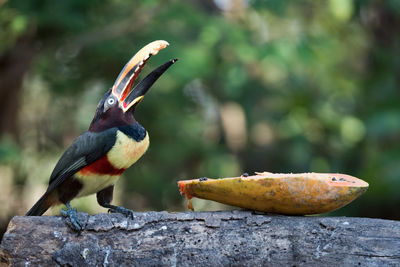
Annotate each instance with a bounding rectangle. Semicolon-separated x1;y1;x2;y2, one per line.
45;128;117;193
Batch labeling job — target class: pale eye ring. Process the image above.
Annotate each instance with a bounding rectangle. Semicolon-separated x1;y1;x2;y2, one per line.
107;98;115;105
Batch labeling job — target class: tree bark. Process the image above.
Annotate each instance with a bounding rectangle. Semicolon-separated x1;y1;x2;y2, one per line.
0;211;399;266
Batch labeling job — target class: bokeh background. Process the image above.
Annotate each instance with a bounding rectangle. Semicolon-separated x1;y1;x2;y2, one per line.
1;0;399;238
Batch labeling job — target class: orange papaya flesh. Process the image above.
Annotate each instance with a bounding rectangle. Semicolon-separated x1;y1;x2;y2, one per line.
178;172;368;215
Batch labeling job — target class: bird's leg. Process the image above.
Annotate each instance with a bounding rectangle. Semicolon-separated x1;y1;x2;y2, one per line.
61;202;83;233
106;204;135;220
97;185;135;219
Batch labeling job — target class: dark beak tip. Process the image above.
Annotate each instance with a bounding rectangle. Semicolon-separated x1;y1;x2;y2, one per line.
123;57;177;109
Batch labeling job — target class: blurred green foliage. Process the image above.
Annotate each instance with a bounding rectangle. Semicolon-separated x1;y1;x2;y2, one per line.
0;0;399;232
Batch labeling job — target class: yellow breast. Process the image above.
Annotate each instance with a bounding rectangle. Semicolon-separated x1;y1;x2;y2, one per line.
107;130;150;169
75;130;149;197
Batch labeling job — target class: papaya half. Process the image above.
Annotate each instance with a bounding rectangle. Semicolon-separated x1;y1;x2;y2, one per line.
178;172;368;215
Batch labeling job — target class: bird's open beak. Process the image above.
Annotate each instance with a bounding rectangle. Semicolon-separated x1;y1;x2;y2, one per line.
111;40;177;112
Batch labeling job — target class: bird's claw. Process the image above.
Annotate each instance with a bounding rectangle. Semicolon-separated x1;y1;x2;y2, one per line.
61;205;83;233
108;206;135;219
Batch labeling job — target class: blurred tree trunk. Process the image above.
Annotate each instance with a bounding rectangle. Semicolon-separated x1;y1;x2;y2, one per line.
0;32;35;140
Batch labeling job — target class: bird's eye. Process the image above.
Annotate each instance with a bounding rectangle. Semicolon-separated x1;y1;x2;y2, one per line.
107;98;115;105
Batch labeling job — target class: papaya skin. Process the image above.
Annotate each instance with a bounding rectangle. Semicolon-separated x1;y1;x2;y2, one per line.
178;172;369;215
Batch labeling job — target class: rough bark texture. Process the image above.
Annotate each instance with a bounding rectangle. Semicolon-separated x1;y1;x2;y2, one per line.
0;211;399;266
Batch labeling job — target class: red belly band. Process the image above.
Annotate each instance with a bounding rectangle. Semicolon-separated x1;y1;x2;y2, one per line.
79;155;125;175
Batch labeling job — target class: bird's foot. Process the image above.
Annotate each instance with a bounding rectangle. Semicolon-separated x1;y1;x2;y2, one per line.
61;203;83;234
108;206;135;219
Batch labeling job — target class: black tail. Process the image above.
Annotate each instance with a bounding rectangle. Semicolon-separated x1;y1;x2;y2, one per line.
26;193;53;216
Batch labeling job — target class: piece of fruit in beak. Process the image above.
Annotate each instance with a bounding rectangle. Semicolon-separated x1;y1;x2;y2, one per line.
111;40;169;103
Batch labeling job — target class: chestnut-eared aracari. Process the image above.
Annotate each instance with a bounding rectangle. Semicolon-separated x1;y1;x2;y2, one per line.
26;40;177;231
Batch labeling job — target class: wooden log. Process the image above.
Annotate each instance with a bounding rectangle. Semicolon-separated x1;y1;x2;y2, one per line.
0;211;399;266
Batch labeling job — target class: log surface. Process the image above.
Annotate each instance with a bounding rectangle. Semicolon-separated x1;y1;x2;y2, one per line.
1;211;399;266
